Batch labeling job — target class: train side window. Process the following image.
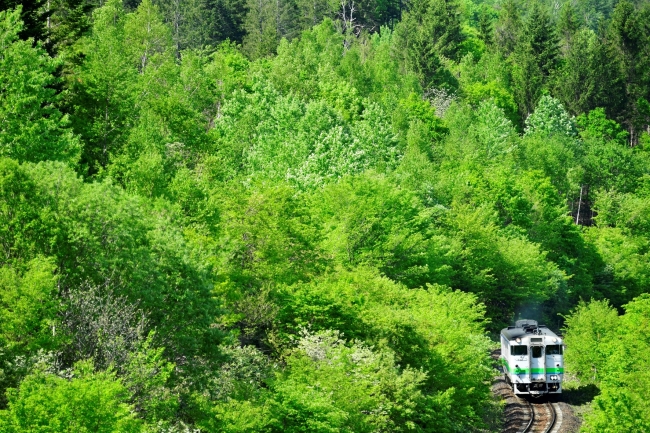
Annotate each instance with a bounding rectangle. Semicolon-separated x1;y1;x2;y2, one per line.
532;346;542;358
546;345;562;355
511;345;527;356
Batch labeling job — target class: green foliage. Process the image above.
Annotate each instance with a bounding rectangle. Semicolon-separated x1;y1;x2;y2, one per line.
563;299;619;382
587;227;650;305
192;262;496;432
0;0;50;44
565;296;650;432
0;361;142;432
67;0;137;175
212;83;401;189
0;257;59;354
393;0;462;89
509;3;561;120
0;8;80;164
577;107;629;145
269;330;426;432
3;0;650;428
314;173;449;287
493;0;520;56
553;28;625;116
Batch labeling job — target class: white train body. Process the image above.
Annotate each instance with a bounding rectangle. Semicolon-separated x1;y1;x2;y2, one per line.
500;320;564;396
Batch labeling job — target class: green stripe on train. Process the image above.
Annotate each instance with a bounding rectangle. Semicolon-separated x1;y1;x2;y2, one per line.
501;358;564;374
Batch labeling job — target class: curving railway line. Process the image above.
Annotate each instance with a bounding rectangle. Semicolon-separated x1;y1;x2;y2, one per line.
493;348;575;433
521;399;560;433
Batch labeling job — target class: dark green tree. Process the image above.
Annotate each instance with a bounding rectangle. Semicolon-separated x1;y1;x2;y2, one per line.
607;0;650;143
557;1;579;54
392;0;462;89
477;5;494;46
524;3;559;78
48;0;94;52
494;0;521;56
553;28;625;116
511;2;559;120
0;0;51;44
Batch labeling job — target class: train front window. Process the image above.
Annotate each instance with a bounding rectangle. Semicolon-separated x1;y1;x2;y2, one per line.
532;346;542;358
511;345;527;356
546;345;562;355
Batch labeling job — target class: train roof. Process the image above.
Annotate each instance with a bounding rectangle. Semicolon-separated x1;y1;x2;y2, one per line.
500;319;560;341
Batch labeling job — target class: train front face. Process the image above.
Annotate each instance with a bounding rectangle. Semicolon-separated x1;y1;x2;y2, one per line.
501;325;564;396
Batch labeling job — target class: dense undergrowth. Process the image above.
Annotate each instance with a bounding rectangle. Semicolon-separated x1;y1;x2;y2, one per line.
0;0;649;431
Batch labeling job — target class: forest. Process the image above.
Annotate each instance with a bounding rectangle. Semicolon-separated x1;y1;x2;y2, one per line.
0;0;649;430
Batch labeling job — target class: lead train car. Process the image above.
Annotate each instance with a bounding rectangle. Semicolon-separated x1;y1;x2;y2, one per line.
500;320;564;396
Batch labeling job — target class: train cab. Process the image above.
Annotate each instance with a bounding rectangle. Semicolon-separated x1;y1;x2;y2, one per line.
500;320;564;396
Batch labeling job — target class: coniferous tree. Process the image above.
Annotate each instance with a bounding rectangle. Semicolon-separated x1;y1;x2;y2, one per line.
477;5;494;46
0;0;51;44
524;3;559;78
511;48;543;120
607;0;650;143
47;0;94;52
294;0;337;30
154;0;211;52
511;2;559;120
554;28;625;117
65;0;136;175
243;0;298;58
494;0;521;57
393;0;463;89
205;0;248;43
557;1;579;54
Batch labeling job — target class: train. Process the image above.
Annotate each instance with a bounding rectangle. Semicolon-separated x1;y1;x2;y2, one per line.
500;319;564;396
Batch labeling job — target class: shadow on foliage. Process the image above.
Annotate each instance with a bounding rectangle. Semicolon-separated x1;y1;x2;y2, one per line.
561;383;600;406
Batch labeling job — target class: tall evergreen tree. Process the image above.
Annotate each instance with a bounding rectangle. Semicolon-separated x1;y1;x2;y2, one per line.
494;0;521;57
243;0;298;58
477;5;494;46
0;0;51;44
511;2;559;120
205;0;248;43
557;1;579;54
392;0;463;89
511;48;543;120
154;0;211;52
65;0;136;175
51;0;94;51
554;28;625;117
524;2;559;78
607;0;650;143
294;0;337;30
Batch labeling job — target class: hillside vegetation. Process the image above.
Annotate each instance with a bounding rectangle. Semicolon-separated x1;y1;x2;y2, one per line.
0;0;649;431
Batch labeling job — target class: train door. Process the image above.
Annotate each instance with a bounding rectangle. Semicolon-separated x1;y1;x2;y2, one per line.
530;340;545;382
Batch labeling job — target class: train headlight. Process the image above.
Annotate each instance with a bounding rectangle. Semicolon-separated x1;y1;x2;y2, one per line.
549;375;559;381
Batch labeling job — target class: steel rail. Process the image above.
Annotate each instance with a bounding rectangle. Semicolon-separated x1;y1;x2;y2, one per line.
543;402;556;433
521;399;534;433
521;400;556;433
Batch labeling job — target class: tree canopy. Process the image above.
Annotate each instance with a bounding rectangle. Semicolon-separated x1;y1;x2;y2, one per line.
1;0;650;430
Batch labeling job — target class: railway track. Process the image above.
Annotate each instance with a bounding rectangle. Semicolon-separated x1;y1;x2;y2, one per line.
521;400;558;433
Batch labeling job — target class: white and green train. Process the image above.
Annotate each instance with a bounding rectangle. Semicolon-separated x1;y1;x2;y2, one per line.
499;319;564;396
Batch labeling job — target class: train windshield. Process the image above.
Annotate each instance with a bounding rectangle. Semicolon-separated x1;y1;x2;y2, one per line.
546;345;563;355
532;346;543;358
511;345;527;356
